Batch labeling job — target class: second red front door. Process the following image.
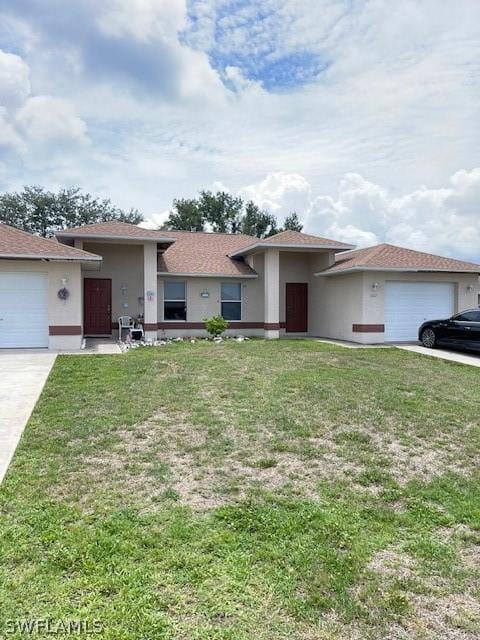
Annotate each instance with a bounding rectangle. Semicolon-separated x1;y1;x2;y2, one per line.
285;283;308;332
84;278;112;336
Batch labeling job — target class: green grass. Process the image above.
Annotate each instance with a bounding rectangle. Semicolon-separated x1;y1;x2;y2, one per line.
0;340;479;639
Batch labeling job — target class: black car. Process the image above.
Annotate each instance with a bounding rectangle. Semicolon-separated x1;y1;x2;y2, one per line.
419;309;480;351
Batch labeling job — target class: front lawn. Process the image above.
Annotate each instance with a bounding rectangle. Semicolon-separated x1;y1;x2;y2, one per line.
1;340;479;639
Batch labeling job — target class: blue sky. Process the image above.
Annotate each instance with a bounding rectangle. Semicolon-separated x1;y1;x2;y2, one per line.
0;0;480;259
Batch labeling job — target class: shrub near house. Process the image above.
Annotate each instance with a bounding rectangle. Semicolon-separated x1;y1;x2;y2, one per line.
204;316;229;338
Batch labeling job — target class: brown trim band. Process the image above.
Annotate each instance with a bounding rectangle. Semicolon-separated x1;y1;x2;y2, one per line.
157;321;265;330
144;323;158;331
352;324;385;333
49;325;82;336
264;323;281;330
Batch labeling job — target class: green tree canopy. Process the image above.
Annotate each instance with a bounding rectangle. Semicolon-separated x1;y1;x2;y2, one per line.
166;198;204;232
0;186;143;237
282;212;303;232
163;190;281;238
241;201;278;238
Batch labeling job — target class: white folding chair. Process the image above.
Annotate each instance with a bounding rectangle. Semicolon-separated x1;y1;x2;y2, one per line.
118;315;134;341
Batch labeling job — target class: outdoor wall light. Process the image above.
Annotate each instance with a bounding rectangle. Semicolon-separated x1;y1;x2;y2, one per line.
371;282;379;291
466;284;474;292
61;277;68;287
120;284;128;295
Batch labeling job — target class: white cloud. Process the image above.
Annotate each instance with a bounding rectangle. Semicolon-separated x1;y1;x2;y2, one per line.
16;96;88;145
96;0;187;43
0;50;30;108
310;169;480;260
0;107;24;152
93;0;224;102
234;169;480;261
0;0;479;265
239;171;311;220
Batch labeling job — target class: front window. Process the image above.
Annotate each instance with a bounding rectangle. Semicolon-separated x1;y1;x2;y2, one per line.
221;283;242;320
164;281;186;320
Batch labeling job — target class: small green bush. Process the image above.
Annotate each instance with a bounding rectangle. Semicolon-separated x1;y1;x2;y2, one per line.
204;315;229;337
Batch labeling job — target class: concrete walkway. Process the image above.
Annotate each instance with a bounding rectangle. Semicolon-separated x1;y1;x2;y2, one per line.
315;338;391;349
61;338;122;355
0;352;57;483
397;344;480;368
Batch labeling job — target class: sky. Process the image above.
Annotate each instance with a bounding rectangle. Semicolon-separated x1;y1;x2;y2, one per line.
0;0;479;259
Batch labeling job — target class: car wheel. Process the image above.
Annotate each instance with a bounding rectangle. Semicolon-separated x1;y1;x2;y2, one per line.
421;327;436;348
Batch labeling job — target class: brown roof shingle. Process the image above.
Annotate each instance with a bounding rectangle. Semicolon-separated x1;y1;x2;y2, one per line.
56;220;176;241
320;243;480;274
157;231;257;276
229;229;354;256
56;221;258;276
263;230;354;248
0;223;101;260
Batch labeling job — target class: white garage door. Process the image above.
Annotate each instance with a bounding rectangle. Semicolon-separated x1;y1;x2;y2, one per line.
384;281;455;342
0;272;49;348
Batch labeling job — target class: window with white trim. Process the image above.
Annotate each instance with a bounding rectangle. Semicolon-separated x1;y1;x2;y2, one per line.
164;281;186;320
221;283;242;320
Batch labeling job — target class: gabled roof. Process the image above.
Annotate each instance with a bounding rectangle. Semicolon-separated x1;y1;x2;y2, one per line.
157;230;258;277
56;220;176;243
0;223;101;261
228;229;354;257
317;243;480;275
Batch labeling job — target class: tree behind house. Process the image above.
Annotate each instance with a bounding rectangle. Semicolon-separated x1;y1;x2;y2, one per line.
163;190;279;238
0;186;143;236
282;212;303;232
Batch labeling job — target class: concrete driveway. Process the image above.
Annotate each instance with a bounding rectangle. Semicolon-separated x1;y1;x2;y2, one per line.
397;344;480;368
0;352;56;483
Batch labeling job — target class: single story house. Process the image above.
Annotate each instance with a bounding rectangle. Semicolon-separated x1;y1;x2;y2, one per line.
0;220;479;349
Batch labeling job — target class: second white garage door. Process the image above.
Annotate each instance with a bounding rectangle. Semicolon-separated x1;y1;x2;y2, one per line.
0;272;49;348
384;281;455;342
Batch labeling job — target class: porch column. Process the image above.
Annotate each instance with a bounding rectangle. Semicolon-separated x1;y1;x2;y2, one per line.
264;248;280;339
143;242;158;341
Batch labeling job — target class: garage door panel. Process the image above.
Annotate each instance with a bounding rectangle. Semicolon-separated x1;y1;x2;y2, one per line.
385;282;455;342
0;273;49;348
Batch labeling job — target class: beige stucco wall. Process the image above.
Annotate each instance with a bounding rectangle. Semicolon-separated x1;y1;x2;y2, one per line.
359;271;479;343
157;274;264;336
83;242;144;330
0;259;83;348
310;270;479;344
309;271;364;342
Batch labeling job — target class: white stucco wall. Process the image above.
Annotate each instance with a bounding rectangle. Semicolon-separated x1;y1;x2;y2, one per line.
0;259;83;349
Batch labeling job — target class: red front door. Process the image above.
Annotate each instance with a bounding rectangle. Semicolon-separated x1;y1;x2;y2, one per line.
84;278;112;336
286;283;308;332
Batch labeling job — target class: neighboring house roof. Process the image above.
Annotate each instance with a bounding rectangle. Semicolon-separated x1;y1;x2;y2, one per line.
157;230;258;277
0;223;101;261
318;243;480;275
55;220;176;243
228;229;354;257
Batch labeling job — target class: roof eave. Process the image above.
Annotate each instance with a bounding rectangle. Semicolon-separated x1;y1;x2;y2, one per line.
315;266;480;276
56;232;176;243
157;271;258;278
229;242;355;257
0;252;102;261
